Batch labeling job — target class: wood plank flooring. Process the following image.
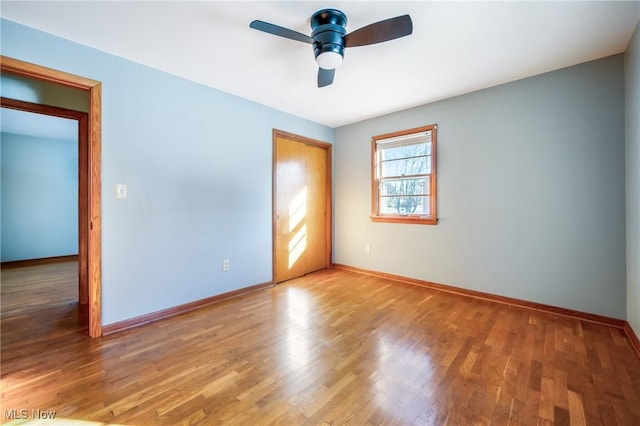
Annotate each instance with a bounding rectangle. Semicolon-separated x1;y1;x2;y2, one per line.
1;259;79;316
1;261;639;425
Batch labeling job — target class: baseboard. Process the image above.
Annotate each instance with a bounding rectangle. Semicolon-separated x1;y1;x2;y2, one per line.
102;281;273;335
332;263;627;329
623;322;640;359
1;255;79;268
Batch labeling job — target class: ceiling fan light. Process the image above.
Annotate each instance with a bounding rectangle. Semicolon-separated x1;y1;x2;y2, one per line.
316;51;343;70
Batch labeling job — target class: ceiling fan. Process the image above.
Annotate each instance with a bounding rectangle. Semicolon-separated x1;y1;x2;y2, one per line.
250;9;413;88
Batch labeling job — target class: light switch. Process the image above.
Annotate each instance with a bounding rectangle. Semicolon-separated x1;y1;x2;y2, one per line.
115;183;127;199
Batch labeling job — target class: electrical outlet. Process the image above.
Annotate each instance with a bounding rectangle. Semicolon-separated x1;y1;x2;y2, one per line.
222;259;230;271
365;244;370;254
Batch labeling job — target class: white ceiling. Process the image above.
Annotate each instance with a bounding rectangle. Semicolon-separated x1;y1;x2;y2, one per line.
2;1;639;128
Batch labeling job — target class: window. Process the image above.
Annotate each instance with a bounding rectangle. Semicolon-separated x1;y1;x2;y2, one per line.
371;124;437;224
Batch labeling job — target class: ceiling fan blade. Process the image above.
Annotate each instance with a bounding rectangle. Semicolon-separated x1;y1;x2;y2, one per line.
318;68;335;88
344;15;413;47
249;20;314;44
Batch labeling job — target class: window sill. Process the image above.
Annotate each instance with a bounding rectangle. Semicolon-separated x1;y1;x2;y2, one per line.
371;216;438;225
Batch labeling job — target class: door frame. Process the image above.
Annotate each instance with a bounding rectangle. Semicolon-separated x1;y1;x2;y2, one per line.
1;56;103;337
272;129;332;283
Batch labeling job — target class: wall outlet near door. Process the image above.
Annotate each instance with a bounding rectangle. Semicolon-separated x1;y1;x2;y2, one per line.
222;259;230;271
365;244;370;254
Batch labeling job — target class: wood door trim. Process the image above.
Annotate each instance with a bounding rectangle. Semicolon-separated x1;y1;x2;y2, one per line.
272;129;332;283
273;129;331;149
1;97;89;306
1;55;103;338
1;56;101;89
0;97;86;119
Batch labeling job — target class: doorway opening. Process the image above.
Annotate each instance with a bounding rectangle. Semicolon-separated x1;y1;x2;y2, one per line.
1;56;102;337
1;101;87;308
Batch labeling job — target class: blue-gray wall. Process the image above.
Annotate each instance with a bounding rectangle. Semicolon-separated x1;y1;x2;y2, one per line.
1;18;633;326
626;22;640;335
0;19;333;326
1;132;78;261
334;55;627;319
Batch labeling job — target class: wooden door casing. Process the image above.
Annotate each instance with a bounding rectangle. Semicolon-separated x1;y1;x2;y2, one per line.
1;56;103;337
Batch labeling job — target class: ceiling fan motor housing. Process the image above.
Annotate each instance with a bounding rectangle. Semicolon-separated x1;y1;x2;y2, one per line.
311;9;347;66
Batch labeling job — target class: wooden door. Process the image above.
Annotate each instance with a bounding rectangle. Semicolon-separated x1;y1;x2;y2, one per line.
274;130;331;283
304;143;327;273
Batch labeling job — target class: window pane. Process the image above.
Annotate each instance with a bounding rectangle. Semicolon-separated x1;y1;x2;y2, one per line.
381;177;429;196
381;155;430;177
381;143;428;161
380;195;430;215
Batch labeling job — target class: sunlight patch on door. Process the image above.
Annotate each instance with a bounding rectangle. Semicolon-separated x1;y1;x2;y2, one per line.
288;224;307;269
288;187;307;269
289;187;307;232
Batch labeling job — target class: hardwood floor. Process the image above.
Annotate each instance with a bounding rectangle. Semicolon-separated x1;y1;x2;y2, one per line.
1;261;639;425
1;259;80;316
